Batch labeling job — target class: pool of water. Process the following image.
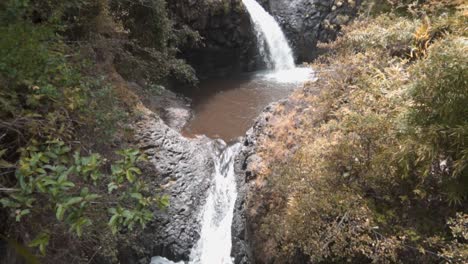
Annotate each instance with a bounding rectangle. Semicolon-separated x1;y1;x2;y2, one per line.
182;68;314;141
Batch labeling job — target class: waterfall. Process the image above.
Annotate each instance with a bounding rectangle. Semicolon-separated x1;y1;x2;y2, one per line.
189;142;241;264
242;0;295;70
242;0;313;83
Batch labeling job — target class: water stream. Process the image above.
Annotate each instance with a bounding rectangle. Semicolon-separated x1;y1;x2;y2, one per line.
189;142;241;263
153;1;313;263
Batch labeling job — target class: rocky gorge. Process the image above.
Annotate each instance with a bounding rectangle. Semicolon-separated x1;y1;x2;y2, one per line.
125;0;360;263
1;1;465;263
0;0;360;263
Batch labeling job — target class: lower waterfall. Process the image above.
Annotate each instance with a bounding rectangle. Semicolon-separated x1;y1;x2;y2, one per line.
189;142;241;264
151;142;241;264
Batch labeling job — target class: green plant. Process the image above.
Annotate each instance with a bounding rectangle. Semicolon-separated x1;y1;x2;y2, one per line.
0;140;165;255
0;0;180;261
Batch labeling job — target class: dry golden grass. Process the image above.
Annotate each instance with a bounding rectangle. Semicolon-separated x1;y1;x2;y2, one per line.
248;4;468;262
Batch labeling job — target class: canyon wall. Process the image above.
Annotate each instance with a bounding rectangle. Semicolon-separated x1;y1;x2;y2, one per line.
260;0;361;62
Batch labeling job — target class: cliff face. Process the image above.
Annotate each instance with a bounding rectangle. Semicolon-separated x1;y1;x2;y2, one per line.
167;0;361;79
168;0;260;79
260;0;361;62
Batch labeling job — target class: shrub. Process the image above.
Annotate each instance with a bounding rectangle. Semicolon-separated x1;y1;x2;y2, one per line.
254;5;468;263
0;139;166;256
0;0;172;260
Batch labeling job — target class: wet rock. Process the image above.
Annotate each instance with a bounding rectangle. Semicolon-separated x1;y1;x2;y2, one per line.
260;0;361;62
126;82;192;132
134;114;215;262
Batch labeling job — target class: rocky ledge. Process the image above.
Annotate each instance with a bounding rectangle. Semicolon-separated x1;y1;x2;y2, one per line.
232;83;322;263
133;114;214;262
232;102;281;264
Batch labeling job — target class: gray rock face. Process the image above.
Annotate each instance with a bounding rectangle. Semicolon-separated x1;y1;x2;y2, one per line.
134;114;215;262
168;0;261;79
132;105;274;264
231;103;278;264
128;81;192;132
169;0;360;78
260;0;361;61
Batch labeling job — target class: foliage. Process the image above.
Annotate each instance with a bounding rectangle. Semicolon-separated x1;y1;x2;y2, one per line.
110;0;170;50
0;0;178;261
109;0;199;86
361;0;466;16
254;4;468;263
0;139;165;256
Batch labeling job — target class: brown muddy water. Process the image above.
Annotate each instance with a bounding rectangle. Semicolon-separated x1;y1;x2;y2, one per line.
182;68;314;141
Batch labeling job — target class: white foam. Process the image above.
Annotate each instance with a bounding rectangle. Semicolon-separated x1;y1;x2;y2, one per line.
260;67;315;84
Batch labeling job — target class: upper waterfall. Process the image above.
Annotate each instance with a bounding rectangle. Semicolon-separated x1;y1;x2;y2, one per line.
242;0;295;70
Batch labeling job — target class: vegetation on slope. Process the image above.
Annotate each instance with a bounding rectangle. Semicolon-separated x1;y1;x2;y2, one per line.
0;0;195;262
252;1;467;263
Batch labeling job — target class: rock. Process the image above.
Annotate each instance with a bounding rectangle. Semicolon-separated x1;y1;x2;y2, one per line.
260;0;361;62
126;81;193;132
168;0;260;79
231;102;279;264
134;114;215;262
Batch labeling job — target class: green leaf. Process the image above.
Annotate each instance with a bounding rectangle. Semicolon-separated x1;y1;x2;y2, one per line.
84;193;99;201
80;187;89;196
28;232;50;256
130;192;143;201
128;167;141;175
16;209;30;222
61;181;75;188
64;197;83;206
109;214;119;226
35;168;46;174
158;195;170;209
108;207;117;215
111;164;123;175
42;178;57;186
107;182;118;194
126;170;136;183
71;217;91;237
0;198;19;208
56;204;66;221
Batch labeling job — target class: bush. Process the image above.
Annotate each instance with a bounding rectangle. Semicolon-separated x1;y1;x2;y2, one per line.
0;0;173;260
110;0;199;86
0;139;165;256
254;6;468;263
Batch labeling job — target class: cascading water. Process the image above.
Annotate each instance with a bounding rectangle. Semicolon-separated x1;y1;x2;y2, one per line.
242;0;313;83
242;0;295;70
151;142;241;264
152;2;314;264
189;142;241;264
